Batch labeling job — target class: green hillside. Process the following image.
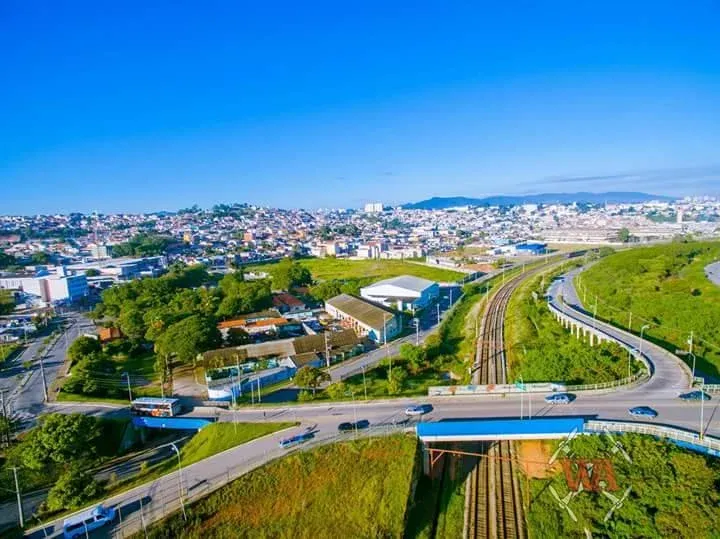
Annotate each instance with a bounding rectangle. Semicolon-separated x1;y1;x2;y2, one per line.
577;241;720;378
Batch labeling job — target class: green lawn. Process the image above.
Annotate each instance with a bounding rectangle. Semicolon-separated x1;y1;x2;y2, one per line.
249;257;465;283
177;422;296;467
506;264;640;384
577;241;720;378
145;435;418;539
0;343;19;362
526;435;720;537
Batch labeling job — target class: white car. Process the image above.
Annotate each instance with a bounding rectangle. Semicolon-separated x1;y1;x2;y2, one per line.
405;404;433;416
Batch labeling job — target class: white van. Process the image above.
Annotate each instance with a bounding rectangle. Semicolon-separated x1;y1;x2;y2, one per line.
62;505;116;539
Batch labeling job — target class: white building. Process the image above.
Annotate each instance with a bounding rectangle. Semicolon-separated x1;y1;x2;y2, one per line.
364;202;384;213
0;267;88;304
360;275;440;312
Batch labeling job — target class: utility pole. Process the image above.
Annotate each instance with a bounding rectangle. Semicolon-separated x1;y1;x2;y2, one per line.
169;443;187;520
700;379;705;441
324;331;330;368
361;365;368;400
628;311;633;333
12;467;23;528
122;372;133;402
39;355;48;402
0;389;9;446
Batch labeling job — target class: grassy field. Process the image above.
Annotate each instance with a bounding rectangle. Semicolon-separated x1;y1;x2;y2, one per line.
525;434;720;537
145;435;418;539
248;257;465;283
110;422;295;494
506;265;639;384
0;343;19;363
577;241;720;378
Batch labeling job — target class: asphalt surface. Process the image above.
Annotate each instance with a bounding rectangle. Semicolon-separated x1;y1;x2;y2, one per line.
24;265;720;538
1;312;95;426
15;262;718;537
706;261;720;287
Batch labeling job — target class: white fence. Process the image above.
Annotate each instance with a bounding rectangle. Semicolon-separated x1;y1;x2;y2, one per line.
585;420;720;454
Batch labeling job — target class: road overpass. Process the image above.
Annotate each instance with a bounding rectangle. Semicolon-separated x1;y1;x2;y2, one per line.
22;263;720;537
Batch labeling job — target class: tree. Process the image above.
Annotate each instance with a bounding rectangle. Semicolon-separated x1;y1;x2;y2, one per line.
46;466;102;511
617;227;631;243
326;381;348;400
294;366;330;395
67;336;102;363
0;250;15;269
309;280;343;302
30;251;50;265
493;257;508;269
22;413;101;470
155;315;222;363
226;328;251;346
399;343;427;374
85;268;101;277
386;367;407;395
0;290;15;315
271;258;312;291
118;304;147;341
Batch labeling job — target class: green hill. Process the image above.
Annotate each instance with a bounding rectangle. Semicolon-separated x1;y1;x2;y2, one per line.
577;241;720;378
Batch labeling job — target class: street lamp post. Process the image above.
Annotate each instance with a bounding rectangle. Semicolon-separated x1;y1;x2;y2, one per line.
122;372;133;402
700;379;705;441
639;324;650;363
169;442;187;520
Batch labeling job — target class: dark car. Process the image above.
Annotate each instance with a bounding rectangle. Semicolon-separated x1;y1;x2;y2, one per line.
628;406;658;418
338;419;371;432
679;391;711;401
279;432;314;449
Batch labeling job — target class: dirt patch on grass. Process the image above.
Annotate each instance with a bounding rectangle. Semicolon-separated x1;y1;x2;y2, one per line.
517;440;559;478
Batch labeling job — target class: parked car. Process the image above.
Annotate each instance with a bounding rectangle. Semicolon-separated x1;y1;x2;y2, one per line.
544;393;573;404
628;406;658;418
279;432;314;449
405;404;433;416
679;391;711;401
338;419;371;432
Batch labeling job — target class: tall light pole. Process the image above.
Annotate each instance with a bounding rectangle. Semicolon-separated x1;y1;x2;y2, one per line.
688;332;696;379
122;372;133;402
413;318;419;346
700;378;705;441
169;442;187;520
12;467;23;528
639;324;650;362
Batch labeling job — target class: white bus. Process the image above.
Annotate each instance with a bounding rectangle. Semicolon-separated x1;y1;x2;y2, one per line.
130;397;182;417
62;504;116;538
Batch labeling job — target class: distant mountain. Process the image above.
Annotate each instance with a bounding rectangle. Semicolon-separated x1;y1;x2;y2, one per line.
402;192;675;210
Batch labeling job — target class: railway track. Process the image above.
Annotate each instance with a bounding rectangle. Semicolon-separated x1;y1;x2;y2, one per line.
464;267;544;539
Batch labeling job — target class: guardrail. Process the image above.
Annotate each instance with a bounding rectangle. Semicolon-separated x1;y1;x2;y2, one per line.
585;420;720;454
29;423;412;539
548;301;653;384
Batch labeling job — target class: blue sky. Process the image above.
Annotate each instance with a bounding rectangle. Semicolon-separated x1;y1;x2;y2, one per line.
2;1;720;214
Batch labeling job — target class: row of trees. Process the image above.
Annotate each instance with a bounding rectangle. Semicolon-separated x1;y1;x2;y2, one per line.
111;234;175;257
3;413;112;512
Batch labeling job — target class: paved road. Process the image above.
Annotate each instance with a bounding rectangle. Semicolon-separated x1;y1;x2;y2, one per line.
22;263;720;537
706;261;720;287
1;312;95;426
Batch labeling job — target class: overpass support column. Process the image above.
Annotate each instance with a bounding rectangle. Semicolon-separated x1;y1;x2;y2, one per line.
422;442;431;476
589;332;595;347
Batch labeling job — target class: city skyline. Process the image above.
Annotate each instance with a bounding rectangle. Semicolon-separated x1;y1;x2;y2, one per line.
2;2;720;214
